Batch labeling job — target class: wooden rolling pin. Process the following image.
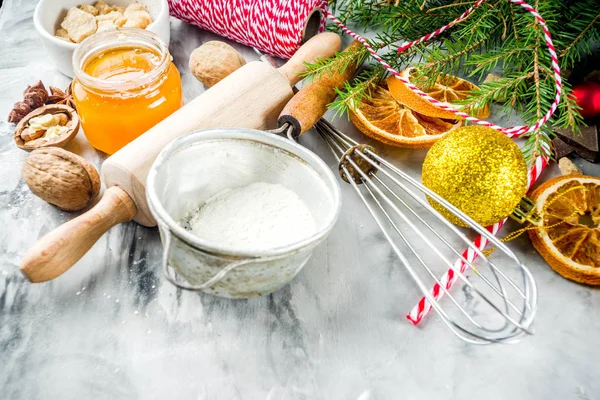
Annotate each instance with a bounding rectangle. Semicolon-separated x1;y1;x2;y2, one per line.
21;32;341;283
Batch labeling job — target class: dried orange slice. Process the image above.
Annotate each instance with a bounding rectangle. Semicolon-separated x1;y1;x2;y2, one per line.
349;83;462;148
529;175;600;285
386;67;490;120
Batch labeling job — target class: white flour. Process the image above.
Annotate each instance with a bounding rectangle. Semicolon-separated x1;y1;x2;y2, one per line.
186;182;316;250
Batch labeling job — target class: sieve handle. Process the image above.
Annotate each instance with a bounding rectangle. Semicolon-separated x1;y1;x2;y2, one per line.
278;41;363;136
277;32;342;86
20;186;137;282
159;225;251;291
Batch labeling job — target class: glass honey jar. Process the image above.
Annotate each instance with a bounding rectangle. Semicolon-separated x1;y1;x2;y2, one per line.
72;29;182;155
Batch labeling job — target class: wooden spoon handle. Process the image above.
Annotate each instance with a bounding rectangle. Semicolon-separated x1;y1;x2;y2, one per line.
277;32;342;86
278;41;363;136
21;186;137;282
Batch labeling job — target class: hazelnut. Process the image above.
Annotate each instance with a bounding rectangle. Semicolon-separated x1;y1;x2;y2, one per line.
22;148;101;211
189;41;247;88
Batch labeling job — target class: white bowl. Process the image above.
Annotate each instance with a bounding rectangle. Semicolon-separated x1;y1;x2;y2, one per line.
34;0;170;77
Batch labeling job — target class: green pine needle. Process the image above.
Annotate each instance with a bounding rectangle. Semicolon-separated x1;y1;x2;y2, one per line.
304;0;598;165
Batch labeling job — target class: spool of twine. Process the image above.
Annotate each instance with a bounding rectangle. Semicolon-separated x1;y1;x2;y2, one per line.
167;0;328;59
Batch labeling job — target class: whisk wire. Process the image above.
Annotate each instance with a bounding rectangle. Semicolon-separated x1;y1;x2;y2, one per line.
360;179;490;331
362;155;529;310
314;118;537;344
323;121;533;306
339;158;520;344
338;162;481;343
336;135;532;336
371;174;525;319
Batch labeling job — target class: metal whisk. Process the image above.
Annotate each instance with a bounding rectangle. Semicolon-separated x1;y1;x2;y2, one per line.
254;47;537;344
309;118;537;345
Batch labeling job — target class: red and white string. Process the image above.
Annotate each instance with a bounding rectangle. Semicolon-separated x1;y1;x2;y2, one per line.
168;0;328;59
168;0;559;325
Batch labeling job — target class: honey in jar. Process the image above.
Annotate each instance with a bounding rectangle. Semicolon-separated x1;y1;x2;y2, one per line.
72;29;182;155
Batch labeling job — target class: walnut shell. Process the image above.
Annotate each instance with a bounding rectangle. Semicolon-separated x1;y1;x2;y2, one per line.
14;105;80;152
189;41;247;88
22;148;101;211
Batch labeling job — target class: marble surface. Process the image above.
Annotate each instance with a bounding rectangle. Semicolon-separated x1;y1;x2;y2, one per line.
1;1;600;399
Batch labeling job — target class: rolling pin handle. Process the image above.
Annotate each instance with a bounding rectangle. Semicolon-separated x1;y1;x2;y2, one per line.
20;186;137;283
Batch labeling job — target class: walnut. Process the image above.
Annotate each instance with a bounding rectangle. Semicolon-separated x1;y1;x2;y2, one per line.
189;41;247;88
55;113;70;126
20;127;46;142
14;105;80;152
22;147;101;211
28;113;61;131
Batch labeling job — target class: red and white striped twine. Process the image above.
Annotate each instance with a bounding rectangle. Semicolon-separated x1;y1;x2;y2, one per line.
168;0;328;60
168;0;558;326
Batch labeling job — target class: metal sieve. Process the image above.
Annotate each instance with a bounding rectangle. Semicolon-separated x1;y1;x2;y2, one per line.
146;128;341;298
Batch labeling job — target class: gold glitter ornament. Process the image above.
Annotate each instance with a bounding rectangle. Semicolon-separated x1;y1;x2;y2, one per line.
422;126;528;227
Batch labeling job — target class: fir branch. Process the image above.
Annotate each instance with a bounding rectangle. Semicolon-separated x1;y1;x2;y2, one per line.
329;67;386;116
321;0;594;153
302;44;369;80
423;33;490;69
455;72;534;112
426;2;477;12
468;46;527;78
559;12;600;59
417;23;502;84
509;3;519;41
554;82;584;131
527;0;544;162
